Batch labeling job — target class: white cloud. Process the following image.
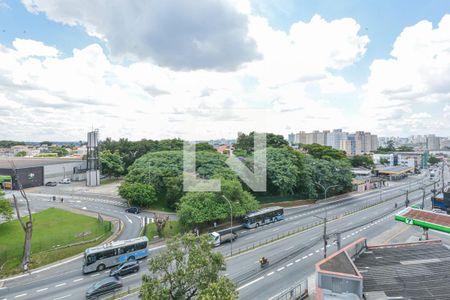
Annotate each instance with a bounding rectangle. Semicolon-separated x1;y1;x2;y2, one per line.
360;14;450;136
21;0;260;71
2;3;373;141
12;38;59;57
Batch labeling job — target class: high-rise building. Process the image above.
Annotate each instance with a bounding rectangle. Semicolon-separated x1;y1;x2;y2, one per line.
295;131;308;145
426;134;441;150
371;135;379;151
288;133;295;145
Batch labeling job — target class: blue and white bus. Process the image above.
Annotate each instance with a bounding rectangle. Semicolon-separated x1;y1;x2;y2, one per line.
243;206;284;229
83;237;149;273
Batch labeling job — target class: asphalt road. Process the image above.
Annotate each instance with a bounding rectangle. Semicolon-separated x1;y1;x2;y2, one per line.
0;165;447;300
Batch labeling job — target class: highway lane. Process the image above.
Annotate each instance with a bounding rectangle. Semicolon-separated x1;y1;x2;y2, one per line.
0;167;444;300
216;174;434;256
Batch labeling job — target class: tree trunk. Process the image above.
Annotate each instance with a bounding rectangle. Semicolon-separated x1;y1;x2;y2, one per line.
22;221;32;271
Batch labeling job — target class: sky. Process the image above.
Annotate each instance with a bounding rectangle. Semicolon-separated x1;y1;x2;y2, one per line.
0;0;449;141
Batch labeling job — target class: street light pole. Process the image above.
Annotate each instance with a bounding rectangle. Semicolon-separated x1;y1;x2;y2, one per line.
222;195;233;256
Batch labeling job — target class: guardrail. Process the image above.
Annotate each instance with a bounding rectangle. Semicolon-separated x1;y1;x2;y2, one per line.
227;182;435;257
271;279;308;300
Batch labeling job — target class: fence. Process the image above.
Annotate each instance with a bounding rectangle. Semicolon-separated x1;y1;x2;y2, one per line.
272;279;308;300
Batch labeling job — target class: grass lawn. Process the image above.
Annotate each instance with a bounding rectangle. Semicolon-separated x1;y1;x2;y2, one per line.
0;208;112;277
146;220;182;240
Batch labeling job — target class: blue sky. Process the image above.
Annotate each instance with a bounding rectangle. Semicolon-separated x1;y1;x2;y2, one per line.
0;0;449;140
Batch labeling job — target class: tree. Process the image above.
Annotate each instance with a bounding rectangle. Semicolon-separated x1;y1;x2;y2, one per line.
311;158;353;198
15;151;27;157
379;158;390;166
397;145;414;152
428;155;442;166
100;150;124;178
140;234;237;300
125;150;229;206
266;147;299;195
377;140;396;153
51;147;69;157
235;132;288;153
351;155;375;169
118;182;158;207
195;143;216;152
177;179;258;228
301;144;347;160
0;190;13;221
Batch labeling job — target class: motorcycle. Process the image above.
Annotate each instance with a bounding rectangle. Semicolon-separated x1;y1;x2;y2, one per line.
259;257;269;268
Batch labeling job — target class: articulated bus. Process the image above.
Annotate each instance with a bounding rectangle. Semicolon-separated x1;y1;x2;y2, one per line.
83;237;149;273
243;206;284;229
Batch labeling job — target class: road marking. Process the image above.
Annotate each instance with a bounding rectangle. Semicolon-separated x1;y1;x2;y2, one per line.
54;295;71;300
295;259;301;263
91;273;100;277
267;271;274;276
73;278;83;282
237;276;264;291
302;256;308;259
277;267;285;271
286;263;293;267
125;215;133;224
284;246;293;251
37;288;48;292
308;253;313;256
272;228;279;232
55;283;66;287
315;250;320;253
15;294;27;298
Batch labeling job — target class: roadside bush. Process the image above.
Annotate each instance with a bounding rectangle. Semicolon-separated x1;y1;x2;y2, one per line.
118;182;157;207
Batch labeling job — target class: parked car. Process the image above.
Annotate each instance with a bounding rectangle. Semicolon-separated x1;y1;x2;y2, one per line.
59;178;71;184
86;277;122;299
45;181;57;187
125;207;141;214
109;261;140;277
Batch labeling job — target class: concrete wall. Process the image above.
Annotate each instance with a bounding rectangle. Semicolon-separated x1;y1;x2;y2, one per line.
44;161;85;181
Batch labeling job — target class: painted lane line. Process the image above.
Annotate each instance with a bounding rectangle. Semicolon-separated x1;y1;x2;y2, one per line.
315;250;320;253
237;276;264;291
55;283;66;287
308;253;313;256
37;288;48;292
302;256;308;259
286;263;293;267
91;273;100;277
54;295;71;300
272;228;279;232
73;278;83;282
125;215;133;224
295;259;301;263
15;294;27;298
284;246;294;251
267;272;274;276
277;267;285;272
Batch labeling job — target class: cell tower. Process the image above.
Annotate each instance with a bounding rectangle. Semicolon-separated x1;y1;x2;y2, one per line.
86;129;100;186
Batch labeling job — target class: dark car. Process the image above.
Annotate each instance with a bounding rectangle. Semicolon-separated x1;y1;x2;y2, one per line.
86;277;122;299
109;261;140;277
45;181;57;187
125;207;141;214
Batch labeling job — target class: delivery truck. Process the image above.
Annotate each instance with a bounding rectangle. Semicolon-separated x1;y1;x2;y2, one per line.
209;231;237;247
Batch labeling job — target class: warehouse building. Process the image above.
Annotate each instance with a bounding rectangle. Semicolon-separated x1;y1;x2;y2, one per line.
0;158;85;189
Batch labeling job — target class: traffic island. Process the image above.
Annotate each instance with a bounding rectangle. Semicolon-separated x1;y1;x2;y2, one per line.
0;207;113;278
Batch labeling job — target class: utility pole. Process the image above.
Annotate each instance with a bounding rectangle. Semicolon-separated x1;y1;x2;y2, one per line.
405;189;409;207
323;214;327;258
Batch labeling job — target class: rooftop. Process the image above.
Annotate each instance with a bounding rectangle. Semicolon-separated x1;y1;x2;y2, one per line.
376;166;415;175
355;241;450;300
0;157;83;169
316;238;450;300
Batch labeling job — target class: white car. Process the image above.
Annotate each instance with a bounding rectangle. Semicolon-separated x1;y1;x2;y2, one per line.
59;178;71;184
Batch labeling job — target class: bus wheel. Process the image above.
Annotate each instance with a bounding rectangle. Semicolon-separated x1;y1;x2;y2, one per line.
97;264;106;272
128;256;136;261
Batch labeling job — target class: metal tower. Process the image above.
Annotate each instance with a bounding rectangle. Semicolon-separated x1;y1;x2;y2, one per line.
86;129;100;186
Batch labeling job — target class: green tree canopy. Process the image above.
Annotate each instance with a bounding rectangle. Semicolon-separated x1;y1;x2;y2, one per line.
266;147;300;195
177;179;258;228
301;144;347;160
140;234;237;300
125;150;228;205
428;155;442;166
15;151;27;157
0;190;13;221
235;132;288;154
100;150;124;178
51;147;69;157
118;182;158;207
351;155;375;169
311;158;353;198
